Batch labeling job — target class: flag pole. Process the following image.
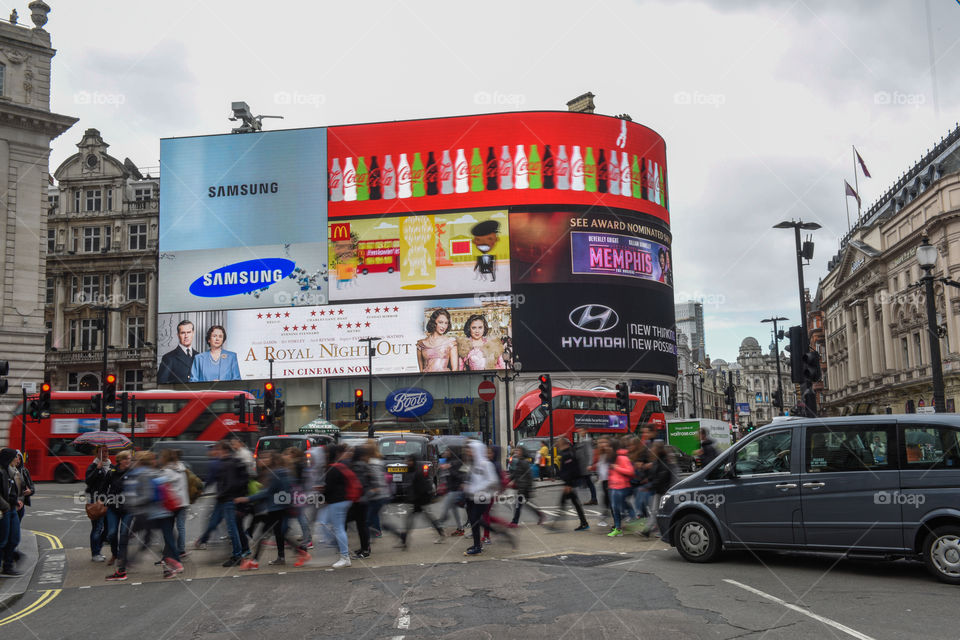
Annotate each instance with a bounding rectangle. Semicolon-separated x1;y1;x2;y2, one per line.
853;145;862;221
844;178;851;232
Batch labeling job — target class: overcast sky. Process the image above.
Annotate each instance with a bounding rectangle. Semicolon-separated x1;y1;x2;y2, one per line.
40;0;960;364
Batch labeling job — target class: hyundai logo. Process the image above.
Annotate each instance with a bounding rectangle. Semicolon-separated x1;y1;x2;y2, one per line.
569;304;619;332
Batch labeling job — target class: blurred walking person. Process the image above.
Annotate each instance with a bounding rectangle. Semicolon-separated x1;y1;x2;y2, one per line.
382;454;444;549
553;438;589;531
507;445;545;526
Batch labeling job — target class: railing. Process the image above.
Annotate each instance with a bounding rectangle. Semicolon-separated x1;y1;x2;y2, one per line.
47;347;154;364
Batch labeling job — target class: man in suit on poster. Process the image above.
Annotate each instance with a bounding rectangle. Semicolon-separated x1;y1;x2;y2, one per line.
158;320;198;384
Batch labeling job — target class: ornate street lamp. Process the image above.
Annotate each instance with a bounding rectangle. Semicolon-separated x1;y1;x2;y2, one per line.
494;354;522;446
917;236;945;413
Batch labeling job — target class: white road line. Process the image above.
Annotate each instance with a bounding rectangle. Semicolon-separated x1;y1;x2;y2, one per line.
723;579;876;640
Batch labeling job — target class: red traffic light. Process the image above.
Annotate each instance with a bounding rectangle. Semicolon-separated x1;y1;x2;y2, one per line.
265;381;274;391
354;388;363;398
105;373;116;385
538;374;548;384
41;382;51;393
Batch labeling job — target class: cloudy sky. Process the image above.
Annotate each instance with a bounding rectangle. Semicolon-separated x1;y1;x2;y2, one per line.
40;0;960;363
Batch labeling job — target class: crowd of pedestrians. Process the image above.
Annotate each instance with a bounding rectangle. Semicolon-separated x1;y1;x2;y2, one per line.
77;432;679;581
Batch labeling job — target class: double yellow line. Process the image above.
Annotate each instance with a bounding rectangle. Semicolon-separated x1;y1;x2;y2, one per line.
0;530;64;627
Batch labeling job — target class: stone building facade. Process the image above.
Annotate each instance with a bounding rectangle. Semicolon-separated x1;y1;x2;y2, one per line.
0;3;77;443
735;337;793;427
45;128;159;392
818;124;960;415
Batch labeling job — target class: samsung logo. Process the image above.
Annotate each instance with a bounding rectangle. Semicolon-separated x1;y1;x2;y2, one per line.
189;258;295;298
208;182;279;198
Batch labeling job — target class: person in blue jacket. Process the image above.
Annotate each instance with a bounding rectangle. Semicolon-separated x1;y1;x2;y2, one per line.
190;325;241;382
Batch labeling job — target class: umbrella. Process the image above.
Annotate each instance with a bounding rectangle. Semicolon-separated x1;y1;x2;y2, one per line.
71;431;133;453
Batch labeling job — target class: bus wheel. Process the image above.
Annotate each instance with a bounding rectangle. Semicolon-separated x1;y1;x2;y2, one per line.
362;269;369;275
54;463;76;484
387;268;394;274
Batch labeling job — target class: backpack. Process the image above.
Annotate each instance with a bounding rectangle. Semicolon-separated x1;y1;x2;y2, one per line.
153;478;181;512
186;468;204;504
334;463;362;502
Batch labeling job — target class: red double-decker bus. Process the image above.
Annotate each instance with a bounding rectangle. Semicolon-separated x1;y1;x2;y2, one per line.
357;238;400;274
7;390;259;482
513;387;666;440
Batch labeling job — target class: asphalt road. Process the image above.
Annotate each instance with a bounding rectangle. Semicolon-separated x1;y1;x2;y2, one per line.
4;483;956;639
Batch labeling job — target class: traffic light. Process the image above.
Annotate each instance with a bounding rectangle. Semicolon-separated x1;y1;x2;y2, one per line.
274;398;285;419
119;392;129;423
0;360;8;394
802;350;822;383
90;393;102;414
28;399;40;420
263;382;275;416
538;374;552;408
772;388;783;408
615;382;630;414
103;373;117;407
786;325;806;384
354;388;365;421
39;380;51;417
233;394;247;423
725;385;736;405
135;405;147;423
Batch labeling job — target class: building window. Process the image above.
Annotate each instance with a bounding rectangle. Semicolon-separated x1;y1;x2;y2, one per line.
107;188;113;211
47;228;55;253
45;321;52;350
85;189;102;212
902;337;910;368
124;369;144;391
45;277;54;304
127;272;146;301
128;223;147;250
74;190;81;213
83;226;101;252
48;193;59;212
134;187;153;202
915;333;923;367
126;317;145;348
68;372;79;391
104;225;112;251
77;318;99;351
82;275;101;303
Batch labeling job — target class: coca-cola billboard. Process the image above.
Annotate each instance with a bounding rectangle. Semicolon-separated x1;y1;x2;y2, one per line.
327;112;668;224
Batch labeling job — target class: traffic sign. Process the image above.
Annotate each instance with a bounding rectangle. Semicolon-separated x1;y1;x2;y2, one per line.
478;380;496;402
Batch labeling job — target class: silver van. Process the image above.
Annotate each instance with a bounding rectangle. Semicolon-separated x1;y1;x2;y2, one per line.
657;415;960;584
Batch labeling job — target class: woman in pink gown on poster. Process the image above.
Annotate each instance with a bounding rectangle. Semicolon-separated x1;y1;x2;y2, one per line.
457;314;505;371
417;308;458;372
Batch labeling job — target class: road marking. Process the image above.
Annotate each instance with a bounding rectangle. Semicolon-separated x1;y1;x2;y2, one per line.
0;590;61;626
723;579;876;640
28;530;64;550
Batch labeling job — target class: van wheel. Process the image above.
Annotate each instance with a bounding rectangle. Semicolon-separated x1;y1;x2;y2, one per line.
675;513;721;563
923;526;960;585
54;464;75;484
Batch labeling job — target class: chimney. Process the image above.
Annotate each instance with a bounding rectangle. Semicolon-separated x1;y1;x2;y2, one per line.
566;92;596;114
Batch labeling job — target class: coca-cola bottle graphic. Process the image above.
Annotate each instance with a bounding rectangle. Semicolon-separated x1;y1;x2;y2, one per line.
651;161;660;204
584;147;597;192
368;155;381;200
619;151;630;197
528;144;542;189
570;145;584;191
454;148;469;194
556;145;569;190
440;150;454;194
639;157;648;200
356;156;369;201
424;151;437;196
631;155;642;199
499;145;513;190
514;144;528;189
382;154;396;200
608;150;620;196
542;144;555;189
485;146;498;191
470;147;484;192
413;152;426;197
343;157;357;201
329;158;343;202
596;149;607;194
397;153;412;199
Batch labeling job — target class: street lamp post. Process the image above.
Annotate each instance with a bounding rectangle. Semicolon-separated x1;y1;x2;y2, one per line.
762;316;788;416
917;236;946;413
493;354;522;447
773;220;821;417
684;371;701;417
358;337;381;437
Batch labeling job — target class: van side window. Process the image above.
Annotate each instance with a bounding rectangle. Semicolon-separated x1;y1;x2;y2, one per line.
734;430;792;476
903;426;960;469
806;425;893;473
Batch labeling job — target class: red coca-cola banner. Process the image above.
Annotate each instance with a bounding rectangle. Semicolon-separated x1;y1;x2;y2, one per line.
327;111;669;224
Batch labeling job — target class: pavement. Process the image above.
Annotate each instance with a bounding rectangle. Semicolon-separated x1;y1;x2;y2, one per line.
0;529;38;609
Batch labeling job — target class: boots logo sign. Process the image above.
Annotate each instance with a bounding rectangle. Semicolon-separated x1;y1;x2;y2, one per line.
568;304;618;333
386;387;434;418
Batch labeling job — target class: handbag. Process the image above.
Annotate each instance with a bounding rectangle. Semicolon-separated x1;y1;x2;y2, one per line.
85;501;107;520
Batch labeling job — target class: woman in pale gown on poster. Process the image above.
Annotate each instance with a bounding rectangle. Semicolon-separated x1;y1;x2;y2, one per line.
417;308;458;372
457;314;505;371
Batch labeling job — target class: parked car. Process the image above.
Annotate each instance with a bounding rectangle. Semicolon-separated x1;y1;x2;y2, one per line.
378;434;440;500
150;441;215;478
658;415;960;584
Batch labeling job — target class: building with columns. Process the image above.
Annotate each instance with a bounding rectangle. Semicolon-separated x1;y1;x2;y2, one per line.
735;337;793;427
818;123;960;415
45;128;158;392
0;2;77;442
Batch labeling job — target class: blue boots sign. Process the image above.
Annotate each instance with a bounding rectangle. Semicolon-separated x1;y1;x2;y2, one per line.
385;387;434;418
